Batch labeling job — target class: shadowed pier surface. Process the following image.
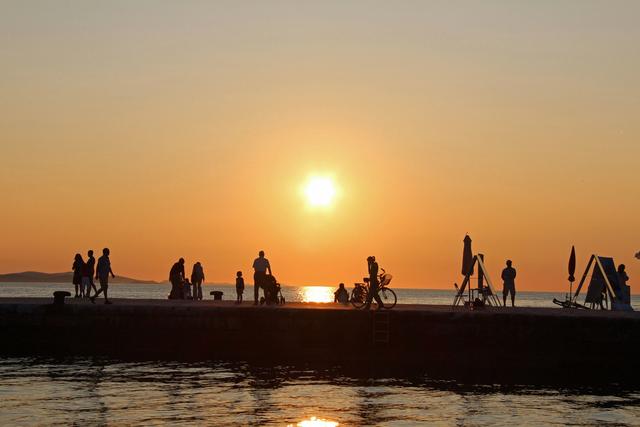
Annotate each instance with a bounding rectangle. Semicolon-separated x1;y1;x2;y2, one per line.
1;298;638;385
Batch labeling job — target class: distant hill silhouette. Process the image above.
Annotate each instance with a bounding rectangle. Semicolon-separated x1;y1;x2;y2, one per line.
0;271;158;284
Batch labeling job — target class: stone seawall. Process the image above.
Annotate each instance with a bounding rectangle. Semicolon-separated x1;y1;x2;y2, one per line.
1;298;638;385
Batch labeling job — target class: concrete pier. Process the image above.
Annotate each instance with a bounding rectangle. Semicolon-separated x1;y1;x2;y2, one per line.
1;298;638;385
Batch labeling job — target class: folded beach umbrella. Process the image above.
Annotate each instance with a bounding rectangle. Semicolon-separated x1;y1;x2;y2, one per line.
462;234;474;277
568;246;576;283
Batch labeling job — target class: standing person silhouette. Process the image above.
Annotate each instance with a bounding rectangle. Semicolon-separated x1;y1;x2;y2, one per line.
85;250;98;297
252;250;271;305
364;256;384;310
169;258;186;299
236;271;245;304
191;262;205;301
91;248;114;304
72;253;84;298
501;260;517;307
618;264;630;305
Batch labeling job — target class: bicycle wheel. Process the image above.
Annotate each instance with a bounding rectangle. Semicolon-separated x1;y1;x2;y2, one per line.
350;287;368;309
380;287;397;309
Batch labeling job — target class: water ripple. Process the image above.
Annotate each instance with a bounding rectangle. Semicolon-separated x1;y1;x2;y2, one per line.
0;357;638;426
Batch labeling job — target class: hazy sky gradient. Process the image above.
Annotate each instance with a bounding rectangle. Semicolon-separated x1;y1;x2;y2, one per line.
1;1;639;290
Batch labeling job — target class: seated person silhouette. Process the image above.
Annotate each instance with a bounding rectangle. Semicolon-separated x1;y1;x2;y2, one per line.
183;278;192;300
334;283;349;304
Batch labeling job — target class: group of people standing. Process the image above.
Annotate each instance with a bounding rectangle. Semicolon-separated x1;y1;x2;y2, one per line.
68;248;277;306
168;258;205;300
71;248;115;304
67;249;631;309
167;250;271;304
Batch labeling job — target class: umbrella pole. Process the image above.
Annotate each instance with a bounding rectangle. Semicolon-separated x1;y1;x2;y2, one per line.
569;280;573;303
470;255;477;305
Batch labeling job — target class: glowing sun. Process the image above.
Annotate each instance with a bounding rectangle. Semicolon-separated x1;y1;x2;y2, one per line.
304;177;336;207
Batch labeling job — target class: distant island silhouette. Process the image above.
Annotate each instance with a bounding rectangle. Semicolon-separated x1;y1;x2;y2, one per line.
0;271;159;284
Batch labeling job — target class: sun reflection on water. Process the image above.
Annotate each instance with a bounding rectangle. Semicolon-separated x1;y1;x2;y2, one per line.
288;416;339;427
300;286;334;303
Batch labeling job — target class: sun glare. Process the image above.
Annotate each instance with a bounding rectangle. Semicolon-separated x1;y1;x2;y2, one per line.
304;177;336;207
300;286;334;303
288;416;339;427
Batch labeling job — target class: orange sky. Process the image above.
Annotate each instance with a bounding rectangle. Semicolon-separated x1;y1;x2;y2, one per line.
1;2;639;290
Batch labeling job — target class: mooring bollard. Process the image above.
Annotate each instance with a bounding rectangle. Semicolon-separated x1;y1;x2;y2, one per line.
53;291;71;305
210;291;224;301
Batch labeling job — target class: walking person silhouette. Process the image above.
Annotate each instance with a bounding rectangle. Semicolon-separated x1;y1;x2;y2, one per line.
364;256;384;310
91;248;115;304
82;250;98;298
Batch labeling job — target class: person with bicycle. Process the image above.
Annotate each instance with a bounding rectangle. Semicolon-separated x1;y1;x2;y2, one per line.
364;256;384;310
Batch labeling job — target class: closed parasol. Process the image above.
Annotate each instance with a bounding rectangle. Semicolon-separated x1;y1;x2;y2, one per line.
462;234;474;277
568;246;576;282
568;245;576;302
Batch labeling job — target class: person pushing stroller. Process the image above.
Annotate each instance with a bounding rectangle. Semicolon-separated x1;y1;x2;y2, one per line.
252;250;272;305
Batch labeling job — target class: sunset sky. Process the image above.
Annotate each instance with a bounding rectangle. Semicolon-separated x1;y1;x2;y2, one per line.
1;1;639;290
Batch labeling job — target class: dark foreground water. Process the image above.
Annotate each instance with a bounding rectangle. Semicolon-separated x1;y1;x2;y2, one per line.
1;358;639;426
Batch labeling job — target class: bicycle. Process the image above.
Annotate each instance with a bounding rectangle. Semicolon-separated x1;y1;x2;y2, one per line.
350;269;397;309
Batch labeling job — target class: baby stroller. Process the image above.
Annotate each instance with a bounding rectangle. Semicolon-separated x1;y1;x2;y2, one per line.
260;274;286;305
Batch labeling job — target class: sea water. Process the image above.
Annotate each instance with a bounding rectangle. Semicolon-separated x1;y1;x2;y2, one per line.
0;358;638;426
0;282;565;307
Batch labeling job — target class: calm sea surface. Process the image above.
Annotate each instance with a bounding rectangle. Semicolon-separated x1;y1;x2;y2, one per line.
0;282;569;307
0;358;639;426
1;283;638;426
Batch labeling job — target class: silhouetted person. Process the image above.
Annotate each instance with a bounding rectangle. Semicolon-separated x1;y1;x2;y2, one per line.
598;287;607;310
236;271;245;304
618;264;630;305
84;250;98;297
501;260;517;307
91;248;114;304
252;250;272;305
191;262;205;301
364;256;384;310
169;258;185;299
334;283;349;304
72;253;84;298
183;278;192;300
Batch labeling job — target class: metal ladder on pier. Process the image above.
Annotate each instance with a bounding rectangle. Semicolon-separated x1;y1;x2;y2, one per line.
372;311;390;345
